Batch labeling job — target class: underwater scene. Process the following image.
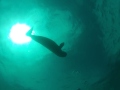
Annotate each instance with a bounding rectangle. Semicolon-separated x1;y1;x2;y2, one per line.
0;0;120;90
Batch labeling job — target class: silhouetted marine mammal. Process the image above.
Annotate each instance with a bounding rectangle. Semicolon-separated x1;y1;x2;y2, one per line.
26;28;67;57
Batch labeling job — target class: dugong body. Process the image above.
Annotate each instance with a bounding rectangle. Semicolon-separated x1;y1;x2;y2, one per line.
26;28;67;57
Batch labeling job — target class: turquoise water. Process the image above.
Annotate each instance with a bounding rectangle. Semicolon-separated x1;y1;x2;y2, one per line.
0;0;120;90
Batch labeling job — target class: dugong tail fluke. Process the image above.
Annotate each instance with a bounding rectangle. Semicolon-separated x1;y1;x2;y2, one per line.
26;28;67;57
26;27;33;36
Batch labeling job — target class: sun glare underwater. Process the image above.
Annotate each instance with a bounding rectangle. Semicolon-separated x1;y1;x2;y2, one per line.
9;23;33;44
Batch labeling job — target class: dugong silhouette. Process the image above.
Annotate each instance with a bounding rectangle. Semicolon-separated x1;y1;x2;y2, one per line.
26;28;67;57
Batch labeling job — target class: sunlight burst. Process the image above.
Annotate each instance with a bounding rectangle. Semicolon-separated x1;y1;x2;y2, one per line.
9;23;31;44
